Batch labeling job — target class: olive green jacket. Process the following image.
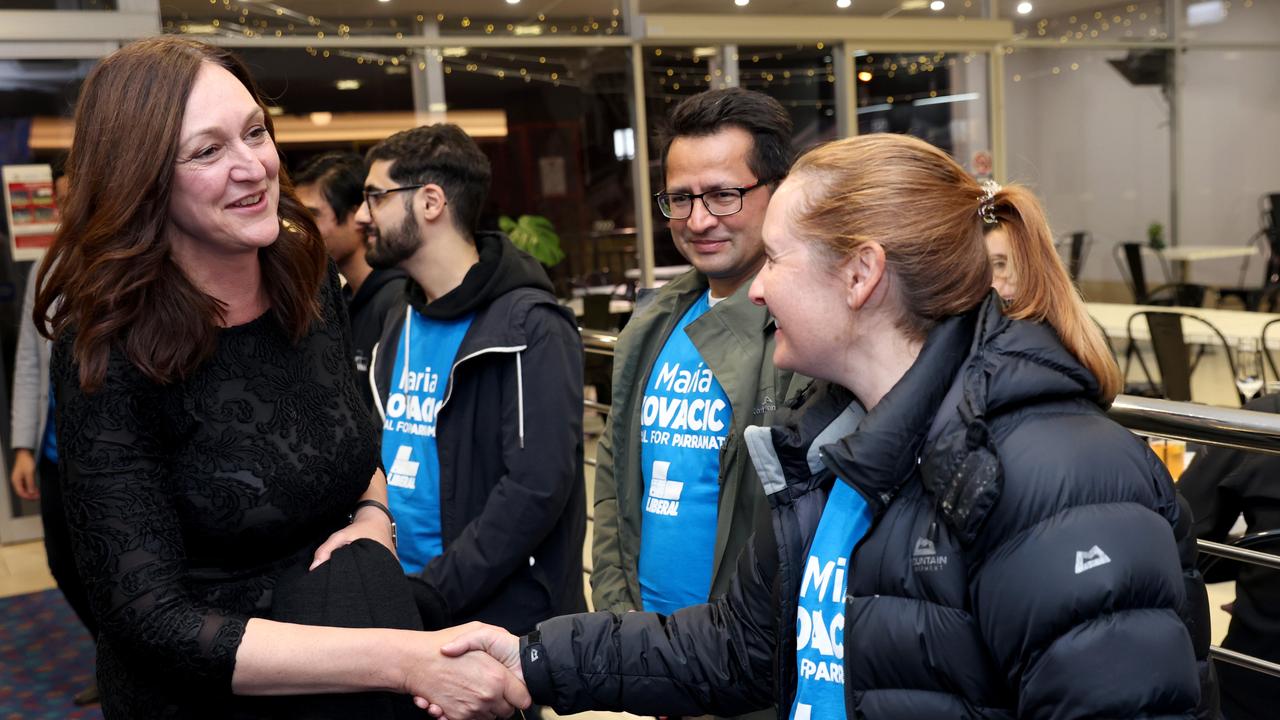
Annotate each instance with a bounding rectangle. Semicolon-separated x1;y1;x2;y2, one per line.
591;268;808;615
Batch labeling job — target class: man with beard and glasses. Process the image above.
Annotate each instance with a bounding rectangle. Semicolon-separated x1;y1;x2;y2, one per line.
355;125;587;656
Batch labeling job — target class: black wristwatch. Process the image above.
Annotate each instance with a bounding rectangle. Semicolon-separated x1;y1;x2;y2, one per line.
350;499;397;549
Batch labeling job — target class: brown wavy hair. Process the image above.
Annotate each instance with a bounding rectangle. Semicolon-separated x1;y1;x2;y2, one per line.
789;133;1121;403
34;37;326;392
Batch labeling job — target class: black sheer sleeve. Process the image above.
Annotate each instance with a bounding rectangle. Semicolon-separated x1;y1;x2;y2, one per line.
52;339;248;692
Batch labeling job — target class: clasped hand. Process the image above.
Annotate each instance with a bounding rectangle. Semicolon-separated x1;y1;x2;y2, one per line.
409;622;527;720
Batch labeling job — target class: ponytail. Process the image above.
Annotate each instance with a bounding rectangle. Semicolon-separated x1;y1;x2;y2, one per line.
990;185;1122;404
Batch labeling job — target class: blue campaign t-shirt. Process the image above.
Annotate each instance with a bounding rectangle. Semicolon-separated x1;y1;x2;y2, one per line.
381;308;474;574
789;479;873;720
42;381;57;464
637;291;732;616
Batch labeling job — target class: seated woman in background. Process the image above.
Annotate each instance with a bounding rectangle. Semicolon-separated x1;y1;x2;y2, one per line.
36;37;525;719
440;133;1217;720
984;218;1018;303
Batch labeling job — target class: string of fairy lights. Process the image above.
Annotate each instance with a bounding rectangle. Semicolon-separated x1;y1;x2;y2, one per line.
157;0;1263;99
167;2;624;40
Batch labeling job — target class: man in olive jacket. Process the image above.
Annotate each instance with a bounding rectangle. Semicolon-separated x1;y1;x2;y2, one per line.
592;92;807;716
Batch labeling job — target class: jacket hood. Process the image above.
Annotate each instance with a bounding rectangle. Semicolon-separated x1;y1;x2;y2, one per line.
970;292;1101;416
408;231;555;320
348;267;408;316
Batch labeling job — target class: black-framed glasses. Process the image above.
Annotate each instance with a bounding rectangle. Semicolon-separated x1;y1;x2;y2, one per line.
363;184;425;210
654;179;773;220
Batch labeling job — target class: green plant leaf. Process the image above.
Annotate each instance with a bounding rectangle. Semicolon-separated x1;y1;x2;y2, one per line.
500;214;564;267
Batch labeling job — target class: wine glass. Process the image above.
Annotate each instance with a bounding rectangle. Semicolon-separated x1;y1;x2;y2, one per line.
1235;337;1264;402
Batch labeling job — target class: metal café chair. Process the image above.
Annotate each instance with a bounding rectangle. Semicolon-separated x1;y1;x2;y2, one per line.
1055;231;1092;282
1214;230;1273;311
1126;310;1240;404
1263;317;1280;384
1113;242;1207;307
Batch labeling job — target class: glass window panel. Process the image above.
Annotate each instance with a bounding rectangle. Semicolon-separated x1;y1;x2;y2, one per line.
1180;0;1275;47
738;44;839;149
440;47;636;292
855;50;991;173
1004;46;1171;296
1009;0;1170;43
233;45;635;294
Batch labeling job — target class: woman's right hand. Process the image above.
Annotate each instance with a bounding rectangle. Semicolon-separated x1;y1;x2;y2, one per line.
403;623;530;720
10;449;38;500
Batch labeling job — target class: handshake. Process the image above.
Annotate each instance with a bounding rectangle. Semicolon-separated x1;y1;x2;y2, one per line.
408;622;530;720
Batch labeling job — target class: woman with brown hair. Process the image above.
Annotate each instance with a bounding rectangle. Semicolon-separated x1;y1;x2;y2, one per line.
439;133;1215;719
36;37;526;719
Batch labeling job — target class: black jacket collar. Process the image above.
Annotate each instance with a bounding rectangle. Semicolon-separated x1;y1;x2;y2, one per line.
820;306;978;515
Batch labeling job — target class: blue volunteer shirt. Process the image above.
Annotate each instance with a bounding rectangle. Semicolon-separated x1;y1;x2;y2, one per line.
42;380;57;464
789;479;872;720
381;308;475;574
637;291;731;616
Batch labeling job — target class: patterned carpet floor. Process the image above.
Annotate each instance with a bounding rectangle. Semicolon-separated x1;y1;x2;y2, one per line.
0;590;101;719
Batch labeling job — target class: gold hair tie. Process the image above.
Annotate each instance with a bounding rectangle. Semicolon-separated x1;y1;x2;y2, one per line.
977;179;1001;225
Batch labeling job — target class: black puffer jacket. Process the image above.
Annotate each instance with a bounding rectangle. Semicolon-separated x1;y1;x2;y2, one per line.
523;296;1216;719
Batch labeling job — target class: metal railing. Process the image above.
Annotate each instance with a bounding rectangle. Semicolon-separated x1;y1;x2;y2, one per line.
578;327;1280;679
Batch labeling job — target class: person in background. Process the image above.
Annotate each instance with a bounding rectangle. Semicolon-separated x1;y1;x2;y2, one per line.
9;153;100;706
438;133;1217;720
1179;393;1280;720
37;37;525;719
984;220;1017;303
591;91;805;720
358;124;587;651
293;151;407;409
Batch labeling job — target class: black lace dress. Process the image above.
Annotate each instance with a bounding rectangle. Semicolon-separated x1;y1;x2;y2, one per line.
51;266;381;718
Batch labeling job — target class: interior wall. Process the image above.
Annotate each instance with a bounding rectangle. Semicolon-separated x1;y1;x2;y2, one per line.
1004;0;1280;290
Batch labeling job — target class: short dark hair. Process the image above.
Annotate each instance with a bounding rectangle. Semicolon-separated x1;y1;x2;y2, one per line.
365;124;491;236
657;88;795;186
294;151;365;222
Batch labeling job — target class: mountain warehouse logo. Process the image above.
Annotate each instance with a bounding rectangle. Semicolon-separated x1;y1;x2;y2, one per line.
911;536;948;572
387;445;419;489
1074;545;1112;574
645;461;684;517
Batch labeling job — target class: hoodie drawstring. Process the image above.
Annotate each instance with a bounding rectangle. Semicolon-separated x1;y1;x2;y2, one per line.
516;350;525;449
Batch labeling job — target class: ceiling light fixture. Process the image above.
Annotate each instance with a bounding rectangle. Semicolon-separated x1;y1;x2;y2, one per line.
930;0;945;10
857;70;872;81
506;0;521;4
335;79;361;91
1016;1;1033;14
734;0;750;6
836;0;852;8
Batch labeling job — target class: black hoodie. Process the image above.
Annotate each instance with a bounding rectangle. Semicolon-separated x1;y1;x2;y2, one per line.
345;266;409;411
369;232;587;634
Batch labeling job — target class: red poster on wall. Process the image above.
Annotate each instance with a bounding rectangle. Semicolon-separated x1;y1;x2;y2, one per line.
3;164;59;261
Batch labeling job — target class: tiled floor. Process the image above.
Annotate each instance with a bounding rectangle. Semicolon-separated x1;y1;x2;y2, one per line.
0;406;1238;718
